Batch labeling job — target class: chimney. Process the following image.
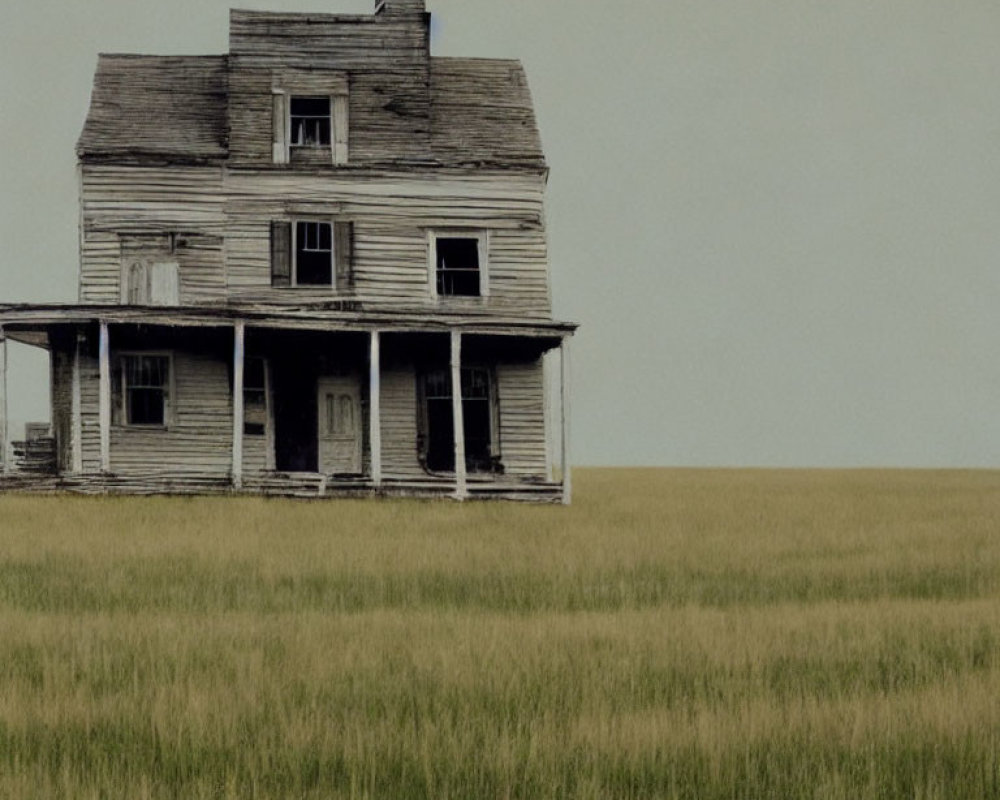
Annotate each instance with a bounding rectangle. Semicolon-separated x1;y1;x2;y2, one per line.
375;0;426;15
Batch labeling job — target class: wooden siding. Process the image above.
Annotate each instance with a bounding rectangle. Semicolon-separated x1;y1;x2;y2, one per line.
228;10;430;166
80;165;226;304
79;350;101;473
380;364;422;478
50;348;73;472
109;350;232;475
497;358;547;477
223;170;551;315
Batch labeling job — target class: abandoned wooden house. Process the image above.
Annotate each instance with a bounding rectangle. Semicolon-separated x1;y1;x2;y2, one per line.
0;0;576;501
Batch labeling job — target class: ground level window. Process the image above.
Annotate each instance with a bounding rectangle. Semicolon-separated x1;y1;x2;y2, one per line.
421;367;495;473
122;354;169;426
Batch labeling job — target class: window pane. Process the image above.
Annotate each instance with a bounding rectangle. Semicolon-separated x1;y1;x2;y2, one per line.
290;97;330;117
296;222;333;285
436;237;480;297
290;97;331;146
128;388;164;425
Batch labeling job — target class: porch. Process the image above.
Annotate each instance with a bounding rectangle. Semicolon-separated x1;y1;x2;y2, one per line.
0;304;574;503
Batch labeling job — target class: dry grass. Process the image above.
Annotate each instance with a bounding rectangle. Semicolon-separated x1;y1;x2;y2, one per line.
0;468;998;798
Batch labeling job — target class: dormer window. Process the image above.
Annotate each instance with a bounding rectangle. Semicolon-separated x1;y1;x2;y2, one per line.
290;97;331;148
272;75;349;166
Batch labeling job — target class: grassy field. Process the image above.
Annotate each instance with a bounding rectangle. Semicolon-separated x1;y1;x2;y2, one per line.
0;468;999;799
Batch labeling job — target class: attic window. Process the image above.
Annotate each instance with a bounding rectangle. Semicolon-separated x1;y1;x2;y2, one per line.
290;97;331;148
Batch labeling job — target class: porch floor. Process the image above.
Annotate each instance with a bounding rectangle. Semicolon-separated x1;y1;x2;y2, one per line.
0;471;565;503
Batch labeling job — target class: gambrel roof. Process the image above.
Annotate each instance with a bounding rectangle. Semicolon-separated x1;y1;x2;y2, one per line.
77;47;546;169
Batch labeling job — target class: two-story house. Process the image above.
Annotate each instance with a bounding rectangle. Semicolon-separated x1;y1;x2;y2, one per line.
0;0;576;502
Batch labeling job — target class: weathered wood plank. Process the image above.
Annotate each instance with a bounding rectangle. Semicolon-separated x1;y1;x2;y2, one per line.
450;330;466;500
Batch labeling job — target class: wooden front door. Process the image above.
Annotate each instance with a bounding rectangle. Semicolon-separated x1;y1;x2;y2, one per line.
317;376;361;474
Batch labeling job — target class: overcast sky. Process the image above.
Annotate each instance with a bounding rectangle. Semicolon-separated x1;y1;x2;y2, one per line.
2;0;1000;467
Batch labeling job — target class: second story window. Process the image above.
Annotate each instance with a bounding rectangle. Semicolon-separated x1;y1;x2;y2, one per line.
430;231;488;298
296;221;332;285
270;219;354;290
290;97;331;148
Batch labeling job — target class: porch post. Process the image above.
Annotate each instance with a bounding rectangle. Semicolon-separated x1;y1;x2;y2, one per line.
0;326;7;475
98;320;111;472
71;330;83;473
369;330;382;488
232;320;245;490
450;330;467;500
560;336;572;506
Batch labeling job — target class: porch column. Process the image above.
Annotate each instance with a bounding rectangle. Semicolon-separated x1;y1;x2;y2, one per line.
369;330;382;488
0;326;7;475
71;330;83;473
232;320;245;490
98;320;111;472
450;330;467;500
560;336;572;506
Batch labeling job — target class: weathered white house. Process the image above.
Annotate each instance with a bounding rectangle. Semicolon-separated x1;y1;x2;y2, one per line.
0;0;576;502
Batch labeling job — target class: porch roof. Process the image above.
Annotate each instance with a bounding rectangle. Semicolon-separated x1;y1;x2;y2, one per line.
0;303;576;348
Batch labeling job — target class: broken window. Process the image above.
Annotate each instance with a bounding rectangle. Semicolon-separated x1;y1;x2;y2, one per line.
431;233;486;297
290;97;331;148
421;366;496;473
122;354;169;426
244;357;267;436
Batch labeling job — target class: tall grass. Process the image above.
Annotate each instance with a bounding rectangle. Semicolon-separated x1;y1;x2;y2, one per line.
0;468;998;798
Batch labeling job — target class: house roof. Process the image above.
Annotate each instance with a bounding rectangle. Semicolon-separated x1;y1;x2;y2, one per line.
430;58;545;169
77;52;546;169
77;55;229;163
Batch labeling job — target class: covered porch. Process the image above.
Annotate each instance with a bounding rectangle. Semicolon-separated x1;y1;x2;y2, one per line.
0;304;575;503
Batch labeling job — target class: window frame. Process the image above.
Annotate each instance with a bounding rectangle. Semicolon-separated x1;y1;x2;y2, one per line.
418;364;500;475
427;229;490;300
118;351;174;429
272;79;349;166
288;96;332;150
291;217;335;288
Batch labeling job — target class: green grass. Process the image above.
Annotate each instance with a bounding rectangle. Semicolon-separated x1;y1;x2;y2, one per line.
0;468;999;798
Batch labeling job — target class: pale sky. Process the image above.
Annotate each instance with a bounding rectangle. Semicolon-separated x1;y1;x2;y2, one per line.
2;0;1000;467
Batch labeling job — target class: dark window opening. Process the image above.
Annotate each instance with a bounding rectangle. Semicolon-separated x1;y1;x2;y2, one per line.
296;221;332;285
244;357;267;436
423;367;494;473
435;237;480;297
123;355;168;426
290;97;331;147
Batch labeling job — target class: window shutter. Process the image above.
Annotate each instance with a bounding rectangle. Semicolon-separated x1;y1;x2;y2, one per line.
332;94;349;165
334;220;354;290
270;221;292;287
272;92;289;164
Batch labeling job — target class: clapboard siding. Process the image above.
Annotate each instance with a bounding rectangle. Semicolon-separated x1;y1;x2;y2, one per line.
110;350;232;474
79;351;101;473
80;165;226;304
223;170;550;314
497;358;546;477
380;364;422;478
50;348;74;472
